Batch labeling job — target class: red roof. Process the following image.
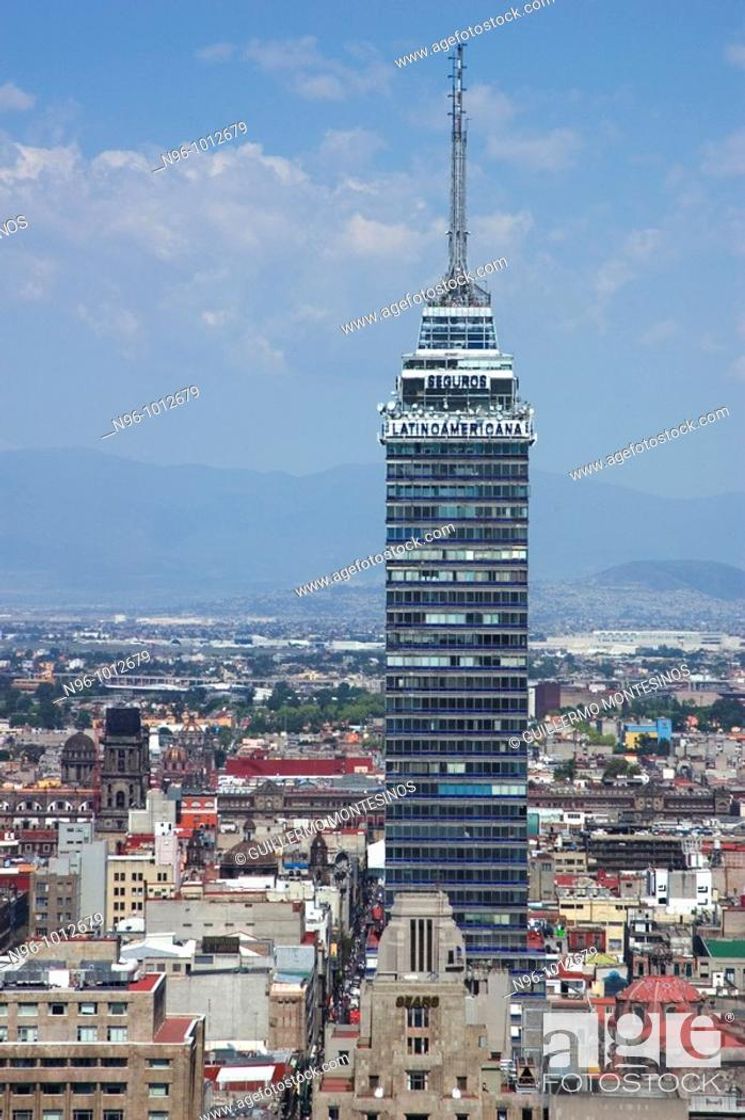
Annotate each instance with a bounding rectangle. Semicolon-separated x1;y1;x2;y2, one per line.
154;1016;198;1043
128;973;163;992
619;976;702;1005
225;756;375;778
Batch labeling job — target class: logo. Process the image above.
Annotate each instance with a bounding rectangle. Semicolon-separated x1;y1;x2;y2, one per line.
543;1010;722;1073
395;995;439;1008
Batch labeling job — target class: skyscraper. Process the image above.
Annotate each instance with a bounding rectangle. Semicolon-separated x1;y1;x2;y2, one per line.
381;45;535;968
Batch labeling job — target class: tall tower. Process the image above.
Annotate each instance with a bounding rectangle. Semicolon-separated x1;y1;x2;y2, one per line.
380;45;535;969
97;707;150;833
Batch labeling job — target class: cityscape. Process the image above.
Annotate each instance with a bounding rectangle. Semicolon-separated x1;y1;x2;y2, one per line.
0;3;743;1120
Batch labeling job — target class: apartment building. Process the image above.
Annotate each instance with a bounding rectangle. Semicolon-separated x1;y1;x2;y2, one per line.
106;853;176;929
0;961;204;1120
30;864;78;938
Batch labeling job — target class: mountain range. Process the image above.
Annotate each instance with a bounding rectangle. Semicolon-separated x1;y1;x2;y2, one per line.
0;449;741;606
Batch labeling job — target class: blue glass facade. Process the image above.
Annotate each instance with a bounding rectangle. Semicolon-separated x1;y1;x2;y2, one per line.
381;303;535;967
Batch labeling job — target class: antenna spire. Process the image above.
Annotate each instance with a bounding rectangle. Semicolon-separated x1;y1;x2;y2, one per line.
442;44;489;306
448;44;468;282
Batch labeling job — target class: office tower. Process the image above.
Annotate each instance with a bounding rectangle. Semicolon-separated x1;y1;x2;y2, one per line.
97;708;150;834
381;46;535;968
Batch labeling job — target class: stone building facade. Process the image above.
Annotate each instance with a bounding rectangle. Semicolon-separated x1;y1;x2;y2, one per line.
314;892;544;1120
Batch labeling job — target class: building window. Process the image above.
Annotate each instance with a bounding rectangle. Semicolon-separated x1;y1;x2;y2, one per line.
407;1006;429;1029
17;1003;38;1016
73;1113;94;1120
78;1002;97;1015
17;1026;38;1042
42;1111;64;1120
148;1059;171;1068
103;1113;125;1120
328;1110;339;1120
149;1085;169;1097
102;1085;126;1094
41;1058;67;1067
108;1027;128;1042
368;1076;379;1090
42;1085;65;1094
407;1037;429;1054
456;1077;467;1092
12;1112;33;1120
77;1027;98;1043
0;1003;6;1015
148;1114;170;1120
108;1003;127;1015
49;1003;66;1016
73;1084;95;1094
0;1026;6;1042
407;1072;428;1091
101;1058;128;1067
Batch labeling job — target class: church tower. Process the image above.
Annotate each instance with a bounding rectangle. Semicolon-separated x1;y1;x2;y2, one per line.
97;707;150;834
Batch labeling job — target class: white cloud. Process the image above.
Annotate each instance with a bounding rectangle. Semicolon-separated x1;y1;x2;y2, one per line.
0;82;35;111
243;36;390;101
77;301;142;346
725;43;745;69
592;228;663;317
201;309;232;327
0;123;446;376
295;74;346;101
472;210;533;251
465;84;516;126
337;213;426;257
196;43;236;63
0;143;79;184
639;319;678;346
702;129;745;177
318;128;385;167
730;355;745;380
487;127;582;171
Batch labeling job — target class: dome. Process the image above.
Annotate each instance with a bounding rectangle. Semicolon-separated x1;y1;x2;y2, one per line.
62;732;96;757
618;975;702;1007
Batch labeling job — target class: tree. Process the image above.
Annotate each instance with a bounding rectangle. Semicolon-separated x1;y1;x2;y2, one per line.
554;758;576;781
267;682;299;711
602;758;641;782
75;710;92;730
709;697;744;732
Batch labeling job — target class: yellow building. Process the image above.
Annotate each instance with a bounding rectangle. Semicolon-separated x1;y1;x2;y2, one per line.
557;896;637;956
106;852;176;928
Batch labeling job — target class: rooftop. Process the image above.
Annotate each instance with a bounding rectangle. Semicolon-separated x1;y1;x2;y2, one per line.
702;939;745;959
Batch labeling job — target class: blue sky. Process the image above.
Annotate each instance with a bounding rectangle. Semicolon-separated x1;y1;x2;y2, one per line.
0;0;742;497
